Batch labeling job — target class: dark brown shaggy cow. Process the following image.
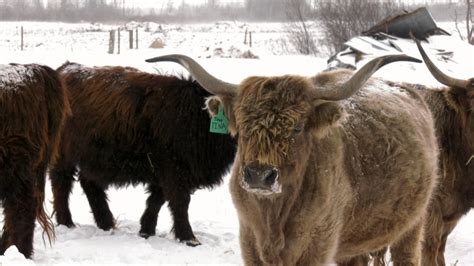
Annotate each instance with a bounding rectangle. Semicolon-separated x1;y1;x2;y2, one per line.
364;39;474;266
146;54;439;265
0;63;69;258
416;39;473;265
50;62;236;246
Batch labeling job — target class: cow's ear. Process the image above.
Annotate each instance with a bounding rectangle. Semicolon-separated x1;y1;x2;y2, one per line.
205;96;222;117
307;101;345;138
205;95;237;136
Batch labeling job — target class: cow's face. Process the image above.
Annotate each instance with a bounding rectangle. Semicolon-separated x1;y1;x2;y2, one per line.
208;75;344;196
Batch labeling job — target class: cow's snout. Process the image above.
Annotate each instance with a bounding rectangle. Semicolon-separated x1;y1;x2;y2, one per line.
242;164;281;194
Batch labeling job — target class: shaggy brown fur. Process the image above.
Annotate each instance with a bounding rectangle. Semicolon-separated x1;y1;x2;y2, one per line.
207;69;439;265
0;63;69;258
50;62;236;245
417;83;474;266
365;81;474;266
349;76;473;266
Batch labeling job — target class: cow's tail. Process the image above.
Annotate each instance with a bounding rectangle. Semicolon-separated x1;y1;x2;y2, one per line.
35;65;70;245
35;173;55;246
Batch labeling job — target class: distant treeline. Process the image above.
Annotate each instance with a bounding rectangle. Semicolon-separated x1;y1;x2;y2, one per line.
0;0;467;22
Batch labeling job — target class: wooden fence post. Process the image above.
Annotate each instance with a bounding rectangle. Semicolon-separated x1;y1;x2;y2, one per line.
108;30;115;54
244;28;247;45
135;28;138;49
129;30;133;49
21;26;24;51
117;28;121;54
249;31;252;48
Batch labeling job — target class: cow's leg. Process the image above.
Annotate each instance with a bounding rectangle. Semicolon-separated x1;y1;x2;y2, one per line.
239;223;265;266
390;222;423;266
0;229;10;255
371;247;388;266
0;182;36;258
0;137;37;258
50;151;76;227
167;189;199;246
139;184;166;238
422;229;441;266
436;218;459;266
80;177;115;231
421;209;445;266
436;233;448;266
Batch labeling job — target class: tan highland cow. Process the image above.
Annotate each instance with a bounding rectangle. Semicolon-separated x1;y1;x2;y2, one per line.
146;54;439;266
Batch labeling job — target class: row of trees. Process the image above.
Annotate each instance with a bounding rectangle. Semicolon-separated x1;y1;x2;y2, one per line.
0;0;294;22
0;0;122;21
0;0;469;22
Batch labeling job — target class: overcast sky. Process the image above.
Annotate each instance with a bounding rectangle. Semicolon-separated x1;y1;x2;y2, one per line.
41;0;243;8
117;0;461;9
125;0;242;9
42;0;461;9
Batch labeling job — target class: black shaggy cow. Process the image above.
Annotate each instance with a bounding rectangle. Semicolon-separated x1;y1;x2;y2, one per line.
50;62;236;246
0;63;69;258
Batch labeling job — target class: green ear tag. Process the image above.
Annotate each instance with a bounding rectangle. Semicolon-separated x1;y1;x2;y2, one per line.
210;105;229;134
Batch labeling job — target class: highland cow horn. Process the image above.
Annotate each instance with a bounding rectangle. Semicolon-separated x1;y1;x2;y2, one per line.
146;54;238;97
412;37;470;89
313;54;421;101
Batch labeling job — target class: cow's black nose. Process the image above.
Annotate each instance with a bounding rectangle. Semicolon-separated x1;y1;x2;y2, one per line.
262;168;278;186
242;164;279;191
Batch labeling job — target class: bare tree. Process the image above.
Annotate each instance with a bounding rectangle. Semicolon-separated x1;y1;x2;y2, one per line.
455;0;474;44
245;0;253;12
316;0;403;54
245;0;287;20
207;0;217;8
285;0;317;55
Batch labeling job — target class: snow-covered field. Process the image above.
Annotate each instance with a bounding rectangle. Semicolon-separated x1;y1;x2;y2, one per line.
0;21;473;265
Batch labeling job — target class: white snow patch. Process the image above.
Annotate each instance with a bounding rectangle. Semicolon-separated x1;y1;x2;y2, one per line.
0;64;36;91
0;246;33;265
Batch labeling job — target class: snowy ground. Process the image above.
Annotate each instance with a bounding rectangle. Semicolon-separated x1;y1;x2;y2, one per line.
0;21;473;265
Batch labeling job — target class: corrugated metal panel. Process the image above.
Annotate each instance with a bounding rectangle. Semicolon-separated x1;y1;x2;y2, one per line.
362;7;442;39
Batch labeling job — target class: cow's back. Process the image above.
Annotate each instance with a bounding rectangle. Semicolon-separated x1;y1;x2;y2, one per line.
57;62;236;188
0;64;67;165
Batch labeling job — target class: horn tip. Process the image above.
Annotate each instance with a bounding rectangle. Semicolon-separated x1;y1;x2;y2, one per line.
408;56;422;63
384;54;422;64
145;58;157;63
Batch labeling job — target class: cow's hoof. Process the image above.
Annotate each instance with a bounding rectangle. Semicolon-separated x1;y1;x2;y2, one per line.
96;219;115;231
57;218;75;228
182;238;201;247
59;222;75;228
139;231;155;239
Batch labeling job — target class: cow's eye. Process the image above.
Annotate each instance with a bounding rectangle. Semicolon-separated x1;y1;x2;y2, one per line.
293;124;303;134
